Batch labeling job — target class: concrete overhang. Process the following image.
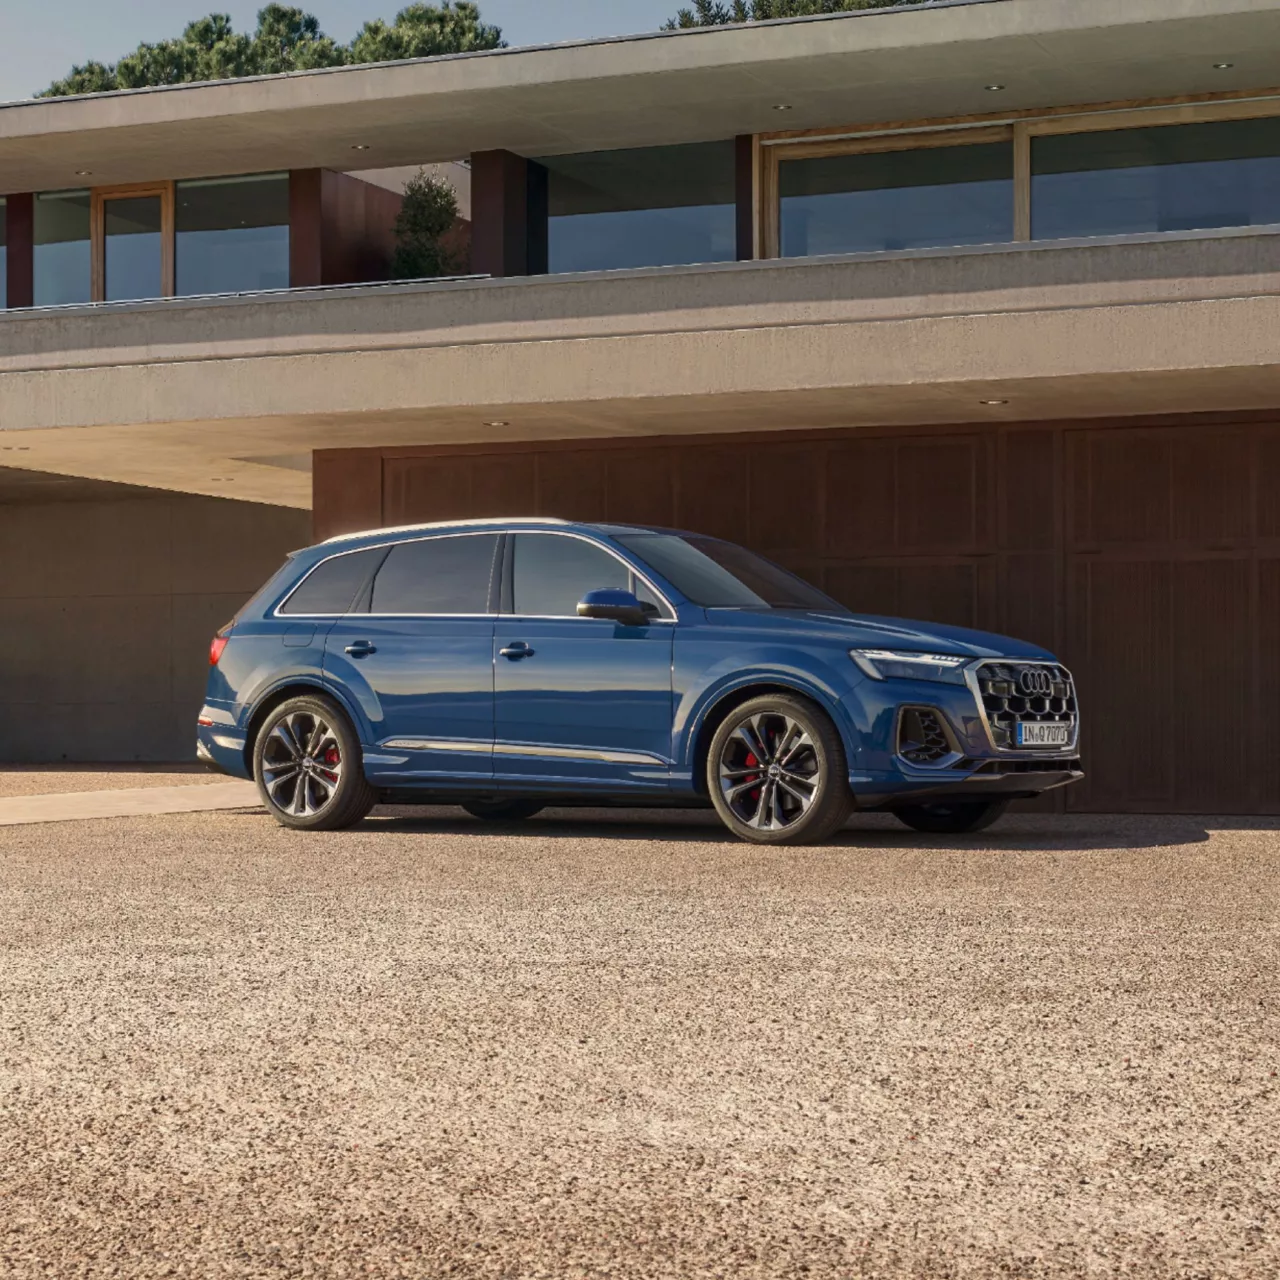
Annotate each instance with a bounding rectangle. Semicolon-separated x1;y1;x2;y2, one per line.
3;0;1280;190
3;227;1280;508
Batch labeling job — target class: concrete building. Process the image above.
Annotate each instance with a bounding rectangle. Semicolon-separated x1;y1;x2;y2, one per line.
2;0;1280;811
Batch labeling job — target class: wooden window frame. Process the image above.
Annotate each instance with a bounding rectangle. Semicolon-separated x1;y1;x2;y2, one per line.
90;180;175;302
757;88;1280;260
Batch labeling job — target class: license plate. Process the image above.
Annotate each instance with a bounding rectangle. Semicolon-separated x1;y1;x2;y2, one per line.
1018;721;1071;747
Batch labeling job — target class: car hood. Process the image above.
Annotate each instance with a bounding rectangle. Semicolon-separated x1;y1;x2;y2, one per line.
702;607;1053;660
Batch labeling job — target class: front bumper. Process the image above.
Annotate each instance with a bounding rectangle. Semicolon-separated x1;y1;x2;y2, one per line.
840;664;1083;809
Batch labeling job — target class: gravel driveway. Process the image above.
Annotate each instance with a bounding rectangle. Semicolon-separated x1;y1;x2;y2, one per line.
1;807;1277;1279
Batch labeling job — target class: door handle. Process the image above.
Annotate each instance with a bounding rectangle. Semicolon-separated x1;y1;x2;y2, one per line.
500;641;535;660
344;641;377;658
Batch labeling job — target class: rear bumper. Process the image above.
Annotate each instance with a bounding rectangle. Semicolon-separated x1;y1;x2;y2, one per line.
196;709;251;781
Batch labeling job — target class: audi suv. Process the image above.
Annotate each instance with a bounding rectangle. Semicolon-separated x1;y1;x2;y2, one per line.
198;519;1083;844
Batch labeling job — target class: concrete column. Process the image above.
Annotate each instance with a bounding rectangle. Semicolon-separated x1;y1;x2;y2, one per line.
471;150;548;277
6;192;34;308
735;136;756;262
288;169;323;288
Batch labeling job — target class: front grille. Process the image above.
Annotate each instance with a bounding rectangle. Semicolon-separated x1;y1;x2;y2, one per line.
898;707;954;765
974;661;1077;751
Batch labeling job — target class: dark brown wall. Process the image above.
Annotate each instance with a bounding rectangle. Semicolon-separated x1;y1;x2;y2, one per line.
471;150;547;277
313;412;1280;815
290;169;405;288
6;192;34;309
735;135;755;262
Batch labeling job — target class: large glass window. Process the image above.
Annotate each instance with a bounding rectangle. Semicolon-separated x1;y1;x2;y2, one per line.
34;190;91;306
541;142;736;274
511;534;630;616
371;535;498;615
779;141;1014;257
0;198;7;309
1032;117;1280;241
176;174;290;296
104;195;164;302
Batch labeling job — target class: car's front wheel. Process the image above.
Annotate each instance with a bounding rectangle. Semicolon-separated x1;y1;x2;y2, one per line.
893;799;1009;835
707;694;853;845
253;695;376;831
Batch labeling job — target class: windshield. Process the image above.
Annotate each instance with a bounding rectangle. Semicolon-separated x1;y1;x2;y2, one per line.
617;534;847;611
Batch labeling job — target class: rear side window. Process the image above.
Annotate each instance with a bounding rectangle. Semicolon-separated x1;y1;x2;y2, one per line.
371;534;499;615
280;547;384;615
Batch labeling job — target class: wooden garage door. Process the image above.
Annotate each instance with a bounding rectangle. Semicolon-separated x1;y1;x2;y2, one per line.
314;414;1280;814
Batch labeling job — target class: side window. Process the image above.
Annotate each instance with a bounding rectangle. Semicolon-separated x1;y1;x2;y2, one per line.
511;534;629;616
371;534;498;615
279;547;383;616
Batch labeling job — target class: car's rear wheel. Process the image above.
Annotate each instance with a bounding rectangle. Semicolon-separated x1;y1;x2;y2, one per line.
707;694;853;845
462;799;545;822
254;694;376;831
893;799;1009;835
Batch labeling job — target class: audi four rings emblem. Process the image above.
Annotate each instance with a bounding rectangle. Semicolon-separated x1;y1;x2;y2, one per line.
1018;668;1054;697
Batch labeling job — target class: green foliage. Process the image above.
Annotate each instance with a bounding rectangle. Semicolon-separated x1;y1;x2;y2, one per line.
664;0;927;27
349;3;504;63
38;3;501;97
391;169;463;280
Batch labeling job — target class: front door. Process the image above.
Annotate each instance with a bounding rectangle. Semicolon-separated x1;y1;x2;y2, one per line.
323;532;500;786
493;532;674;793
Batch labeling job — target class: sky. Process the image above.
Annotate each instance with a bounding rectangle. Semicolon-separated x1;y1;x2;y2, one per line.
0;0;681;102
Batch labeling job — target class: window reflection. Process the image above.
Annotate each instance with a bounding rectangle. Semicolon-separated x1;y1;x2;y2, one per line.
779;142;1014;256
1033;117;1280;240
34;190;91;306
176;174;290;296
541;142;736;274
104;195;163;302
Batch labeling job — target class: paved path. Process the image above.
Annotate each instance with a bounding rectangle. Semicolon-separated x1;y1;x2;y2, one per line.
0;780;259;825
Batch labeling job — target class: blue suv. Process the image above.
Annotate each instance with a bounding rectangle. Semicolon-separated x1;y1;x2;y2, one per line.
198;519;1082;844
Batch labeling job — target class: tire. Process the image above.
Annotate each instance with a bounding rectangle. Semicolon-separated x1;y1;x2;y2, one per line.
707;693;853;845
462;799;546;822
893;799;1009;835
253;694;376;832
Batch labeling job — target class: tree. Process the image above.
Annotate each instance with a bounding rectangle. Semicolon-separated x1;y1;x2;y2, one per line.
664;0;927;27
391;169;463;279
349;3;504;63
38;3;501;97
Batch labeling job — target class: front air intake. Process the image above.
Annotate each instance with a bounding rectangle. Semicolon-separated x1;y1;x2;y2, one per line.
897;707;954;765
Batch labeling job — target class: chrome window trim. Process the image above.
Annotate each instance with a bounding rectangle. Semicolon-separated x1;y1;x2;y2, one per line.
505;529;678;623
963;658;1082;756
274;530;500;620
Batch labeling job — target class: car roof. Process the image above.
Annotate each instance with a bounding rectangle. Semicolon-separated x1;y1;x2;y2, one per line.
317;516;686;550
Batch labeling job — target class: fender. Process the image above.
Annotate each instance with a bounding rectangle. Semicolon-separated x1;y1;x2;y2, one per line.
241;673;371;751
675;649;862;771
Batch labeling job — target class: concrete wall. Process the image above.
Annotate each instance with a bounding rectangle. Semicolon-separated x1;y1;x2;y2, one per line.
0;488;309;762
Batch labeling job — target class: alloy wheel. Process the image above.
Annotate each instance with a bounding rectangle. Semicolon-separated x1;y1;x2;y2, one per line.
260;710;344;819
718;711;822;833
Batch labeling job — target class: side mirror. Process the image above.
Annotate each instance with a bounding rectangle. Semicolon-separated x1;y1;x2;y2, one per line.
577;588;650;627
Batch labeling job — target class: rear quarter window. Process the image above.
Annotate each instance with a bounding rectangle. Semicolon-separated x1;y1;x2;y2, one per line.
370;534;500;615
279;547;386;616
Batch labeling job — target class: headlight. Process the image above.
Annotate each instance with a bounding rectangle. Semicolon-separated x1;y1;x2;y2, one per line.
850;648;969;685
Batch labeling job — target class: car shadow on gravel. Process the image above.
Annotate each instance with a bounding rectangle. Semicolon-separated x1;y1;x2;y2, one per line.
354;807;1277;852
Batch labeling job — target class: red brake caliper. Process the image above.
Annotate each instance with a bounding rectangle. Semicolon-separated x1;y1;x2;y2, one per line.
745;752;761;804
321;745;341;782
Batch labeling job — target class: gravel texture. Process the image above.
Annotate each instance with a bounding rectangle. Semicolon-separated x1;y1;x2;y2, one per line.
0;764;222;798
1;807;1277;1279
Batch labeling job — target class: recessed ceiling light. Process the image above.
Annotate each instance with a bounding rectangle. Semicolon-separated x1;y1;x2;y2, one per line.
75;169;92;176
484;420;510;428
1213;62;1234;69
773;104;793;111
351;143;370;151
980;399;1009;406
984;84;1006;92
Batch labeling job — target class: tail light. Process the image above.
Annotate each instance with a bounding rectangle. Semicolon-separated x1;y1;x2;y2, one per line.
209;621;234;666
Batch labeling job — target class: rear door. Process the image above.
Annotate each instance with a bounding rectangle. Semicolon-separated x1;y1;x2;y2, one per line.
492;532;674;793
323;532;500;785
